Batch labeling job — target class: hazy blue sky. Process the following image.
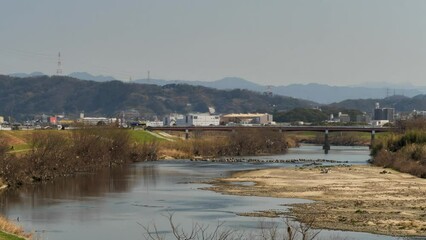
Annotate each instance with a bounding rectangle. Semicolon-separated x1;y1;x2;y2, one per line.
1;0;426;86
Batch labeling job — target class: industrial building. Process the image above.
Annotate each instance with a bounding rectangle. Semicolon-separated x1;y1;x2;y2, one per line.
220;113;274;125
163;113;220;126
356;113;372;123
412;110;426;118
373;103;395;122
163;114;185;126
327;112;351;123
78;112;117;125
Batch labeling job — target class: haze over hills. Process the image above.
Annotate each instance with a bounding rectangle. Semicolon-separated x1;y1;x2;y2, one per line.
68;72;116;82
60;72;426;103
0;75;315;120
9;72;116;82
329;95;426;113
9;72;46;78
135;78;426;104
7;72;426;105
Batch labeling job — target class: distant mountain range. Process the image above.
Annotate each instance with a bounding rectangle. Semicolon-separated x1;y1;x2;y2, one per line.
9;72;46;78
68;72;116;82
0;75;315;120
9;71;116;82
329;94;426;113
134;77;426;104
8;72;426;104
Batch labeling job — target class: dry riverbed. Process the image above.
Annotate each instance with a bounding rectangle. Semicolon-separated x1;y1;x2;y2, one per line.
207;165;426;237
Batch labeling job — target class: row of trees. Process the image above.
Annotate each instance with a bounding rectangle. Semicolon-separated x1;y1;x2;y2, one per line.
0;128;158;187
0;128;290;188
163;129;290;158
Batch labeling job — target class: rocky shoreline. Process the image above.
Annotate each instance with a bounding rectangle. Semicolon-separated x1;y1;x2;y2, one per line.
190;157;349;164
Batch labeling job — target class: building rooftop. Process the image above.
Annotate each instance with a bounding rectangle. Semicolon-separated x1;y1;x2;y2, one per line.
222;113;269;118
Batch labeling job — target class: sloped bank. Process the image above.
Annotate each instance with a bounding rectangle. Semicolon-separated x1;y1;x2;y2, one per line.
0;216;30;240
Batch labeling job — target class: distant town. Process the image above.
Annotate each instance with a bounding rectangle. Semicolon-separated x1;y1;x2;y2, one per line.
1;102;424;131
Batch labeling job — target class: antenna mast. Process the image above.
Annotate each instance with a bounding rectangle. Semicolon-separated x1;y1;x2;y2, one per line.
56;52;63;75
264;85;273;97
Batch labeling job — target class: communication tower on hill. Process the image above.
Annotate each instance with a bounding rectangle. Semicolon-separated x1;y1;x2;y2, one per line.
264;85;273;97
56;52;63;75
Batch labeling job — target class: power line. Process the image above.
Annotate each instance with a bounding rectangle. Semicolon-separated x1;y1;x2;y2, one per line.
0;47;56;60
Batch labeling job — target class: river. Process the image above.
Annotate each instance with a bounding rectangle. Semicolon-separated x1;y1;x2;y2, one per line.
0;145;400;240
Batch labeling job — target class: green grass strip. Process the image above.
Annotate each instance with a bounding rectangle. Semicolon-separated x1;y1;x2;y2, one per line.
129;130;161;143
0;231;25;240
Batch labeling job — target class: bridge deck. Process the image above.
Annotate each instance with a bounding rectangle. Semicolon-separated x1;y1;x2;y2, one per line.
147;126;393;133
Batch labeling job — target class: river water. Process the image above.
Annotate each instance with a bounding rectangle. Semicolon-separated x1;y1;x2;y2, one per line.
0;145;401;240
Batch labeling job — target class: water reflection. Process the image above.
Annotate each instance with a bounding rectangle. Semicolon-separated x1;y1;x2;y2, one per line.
0;145;398;240
141;165;158;188
0;165;156;215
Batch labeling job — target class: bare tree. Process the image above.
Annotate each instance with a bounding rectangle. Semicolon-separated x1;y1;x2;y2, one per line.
140;213;326;240
140;213;238;240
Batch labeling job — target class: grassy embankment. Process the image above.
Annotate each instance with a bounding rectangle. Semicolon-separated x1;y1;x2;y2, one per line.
0;231;25;240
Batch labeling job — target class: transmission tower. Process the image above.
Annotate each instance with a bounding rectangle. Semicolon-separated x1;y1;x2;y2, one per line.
264;85;273;97
56;52;63;75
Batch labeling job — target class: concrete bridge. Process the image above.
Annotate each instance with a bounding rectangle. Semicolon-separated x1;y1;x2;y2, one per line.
146;125;394;154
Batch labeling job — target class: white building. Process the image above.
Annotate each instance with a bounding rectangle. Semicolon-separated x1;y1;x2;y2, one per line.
146;120;164;127
78;112;117;125
0;116;4;124
412;110;426;118
79;117;117;125
221;113;274;125
371;120;389;127
163;114;186;126
163;113;220;126
186;113;220;126
0;125;11;130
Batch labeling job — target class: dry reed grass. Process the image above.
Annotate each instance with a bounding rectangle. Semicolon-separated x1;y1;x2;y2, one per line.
0;215;31;239
158;148;192;159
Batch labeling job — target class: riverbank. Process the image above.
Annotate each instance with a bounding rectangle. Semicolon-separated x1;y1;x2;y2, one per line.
208;165;426;237
0;216;29;240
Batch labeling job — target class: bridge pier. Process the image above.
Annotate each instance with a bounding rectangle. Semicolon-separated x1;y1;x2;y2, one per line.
323;130;330;154
185;129;189;140
370;130;375;149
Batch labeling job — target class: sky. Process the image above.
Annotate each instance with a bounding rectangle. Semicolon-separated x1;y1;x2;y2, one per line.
1;0;426;86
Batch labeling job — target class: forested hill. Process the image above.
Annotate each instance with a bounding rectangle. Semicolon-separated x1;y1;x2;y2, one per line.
0;75;315;120
328;95;426;113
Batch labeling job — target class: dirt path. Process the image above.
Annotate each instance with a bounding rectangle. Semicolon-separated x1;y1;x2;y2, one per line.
208;165;426;237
